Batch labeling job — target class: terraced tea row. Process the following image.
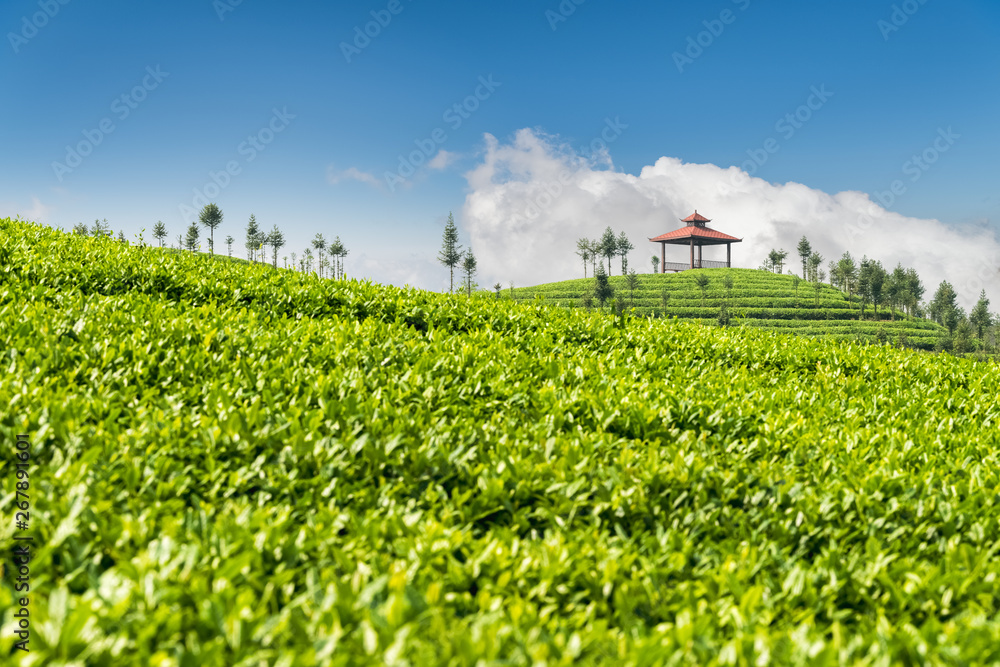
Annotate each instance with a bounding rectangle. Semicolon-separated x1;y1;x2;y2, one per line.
512;269;946;349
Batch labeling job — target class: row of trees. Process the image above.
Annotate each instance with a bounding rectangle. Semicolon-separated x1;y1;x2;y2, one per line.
302;233;350;279
764;238;835;284
837;256;923;320
73;219;119;240
575;227;635;278
762;237;826;281
765;238;927;320
926;281;993;352
240;213;286;267
286;232;350;279
76;204;350;279
765;236;997;353
438;212;478;295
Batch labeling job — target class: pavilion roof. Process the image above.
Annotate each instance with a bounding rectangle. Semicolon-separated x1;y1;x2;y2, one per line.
650;225;742;246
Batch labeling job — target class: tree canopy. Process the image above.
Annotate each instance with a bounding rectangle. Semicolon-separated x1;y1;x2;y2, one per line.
198;203;223;255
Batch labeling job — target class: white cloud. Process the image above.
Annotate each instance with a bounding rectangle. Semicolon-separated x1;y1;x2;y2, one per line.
461;128;1000;309
326;166;383;189
12;197;51;224
428;150;459;170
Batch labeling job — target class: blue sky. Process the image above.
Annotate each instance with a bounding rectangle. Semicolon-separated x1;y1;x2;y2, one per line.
2;0;998;294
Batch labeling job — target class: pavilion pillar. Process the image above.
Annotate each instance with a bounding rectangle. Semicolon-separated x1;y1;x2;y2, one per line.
660;242;665;273
727;243;731;268
697;244;702;269
689;239;694;269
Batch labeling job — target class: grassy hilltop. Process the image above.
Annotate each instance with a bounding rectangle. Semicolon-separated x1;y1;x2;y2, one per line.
511;268;947;350
2;218;1000;665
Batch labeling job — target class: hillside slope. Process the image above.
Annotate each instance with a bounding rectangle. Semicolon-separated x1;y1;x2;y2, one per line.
512;268;946;350
1;219;998;665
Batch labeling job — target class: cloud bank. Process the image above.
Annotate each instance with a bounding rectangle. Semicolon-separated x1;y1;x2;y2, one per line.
461;129;999;309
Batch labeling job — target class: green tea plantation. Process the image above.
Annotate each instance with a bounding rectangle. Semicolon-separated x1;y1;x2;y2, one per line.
1;218;999;666
510;270;947;350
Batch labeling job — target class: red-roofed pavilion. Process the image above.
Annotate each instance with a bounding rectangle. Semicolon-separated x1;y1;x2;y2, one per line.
650;210;742;273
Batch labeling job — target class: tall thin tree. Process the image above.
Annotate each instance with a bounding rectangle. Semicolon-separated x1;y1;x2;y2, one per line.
625;269;640;307
331;236;348;279
576;238;592;278
929;281;960;333
269;226;285;268
868;260;887;320
152;221;167;247
797;236;812;279
594;263;614;309
857;256;873;319
438;212;463;292
588;239;600;276
599;226;617;275
245;214;260;261
260;233;268;261
837;252;858;311
887;263;908;320
328;237;343;279
617;231;634;275
969;290;992;341
199;203;223;255
774;249;788;274
311;234;327;278
185;221;200;252
462;249;478;296
905;268;925;319
807;251;824;283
